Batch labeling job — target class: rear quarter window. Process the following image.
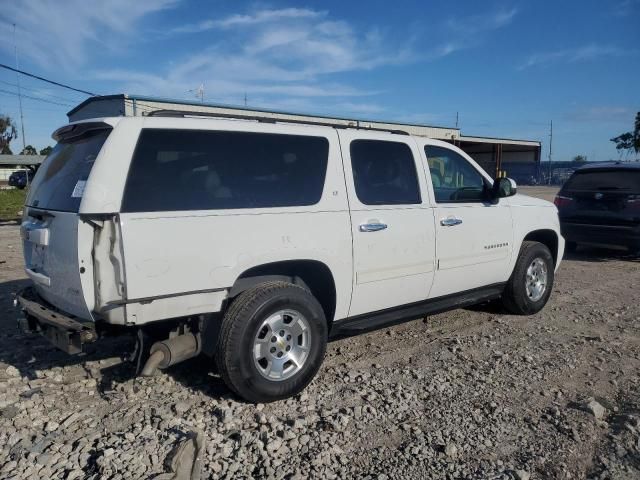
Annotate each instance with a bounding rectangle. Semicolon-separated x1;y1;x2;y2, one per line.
121;129;330;213
25;129;111;212
564;169;640;192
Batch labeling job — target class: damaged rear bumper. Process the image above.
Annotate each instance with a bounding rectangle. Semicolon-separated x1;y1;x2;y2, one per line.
15;286;97;355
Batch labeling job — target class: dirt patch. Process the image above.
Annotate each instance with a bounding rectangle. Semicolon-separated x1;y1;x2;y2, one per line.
519;185;559;202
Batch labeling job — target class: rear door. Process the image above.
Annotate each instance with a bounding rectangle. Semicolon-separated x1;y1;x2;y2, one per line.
338;131;436;316
21;124;111;319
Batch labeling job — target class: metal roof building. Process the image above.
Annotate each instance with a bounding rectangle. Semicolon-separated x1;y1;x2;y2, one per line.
68;94;542;182
0;155;45;167
0;155;45;185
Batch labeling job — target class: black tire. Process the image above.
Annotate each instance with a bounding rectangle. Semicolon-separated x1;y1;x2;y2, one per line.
215;281;327;403
502;241;555;315
565;241;578;253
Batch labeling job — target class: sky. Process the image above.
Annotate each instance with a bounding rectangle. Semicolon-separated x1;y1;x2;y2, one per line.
0;0;638;161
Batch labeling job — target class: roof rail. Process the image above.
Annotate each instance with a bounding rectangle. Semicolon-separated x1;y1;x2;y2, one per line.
145;109;410;135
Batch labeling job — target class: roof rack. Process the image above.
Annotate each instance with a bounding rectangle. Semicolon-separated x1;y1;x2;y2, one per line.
145;109;410;135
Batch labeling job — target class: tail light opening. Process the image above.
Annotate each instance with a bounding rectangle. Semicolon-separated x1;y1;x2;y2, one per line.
554;195;573;208
627;195;640;210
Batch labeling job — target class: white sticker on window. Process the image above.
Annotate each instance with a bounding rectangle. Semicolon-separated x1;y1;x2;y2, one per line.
71;180;86;198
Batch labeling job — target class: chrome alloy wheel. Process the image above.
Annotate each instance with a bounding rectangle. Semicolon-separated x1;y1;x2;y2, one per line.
525;258;548;302
253;309;311;381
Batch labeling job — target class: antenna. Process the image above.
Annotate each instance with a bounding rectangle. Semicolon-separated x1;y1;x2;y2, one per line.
13;23;26;151
244;92;247;107
189;83;205;103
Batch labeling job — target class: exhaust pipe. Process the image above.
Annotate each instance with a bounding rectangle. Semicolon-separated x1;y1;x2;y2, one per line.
141;332;201;377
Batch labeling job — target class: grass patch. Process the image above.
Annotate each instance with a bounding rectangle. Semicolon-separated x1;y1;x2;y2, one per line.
0;188;27;219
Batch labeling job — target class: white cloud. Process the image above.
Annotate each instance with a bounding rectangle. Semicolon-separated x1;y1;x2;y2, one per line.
93;5;517;119
425;7;518;60
172;8;326;33
1;3;520;122
446;7;518;35
170;9;416;79
611;0;640;17
565;106;633;123
518;44;627;70
95;6;415;108
0;0;176;70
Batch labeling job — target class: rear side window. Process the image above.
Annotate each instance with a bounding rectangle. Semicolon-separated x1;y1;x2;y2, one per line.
350;140;421;205
25;129;111;212
564;170;640;192
121;129;329;213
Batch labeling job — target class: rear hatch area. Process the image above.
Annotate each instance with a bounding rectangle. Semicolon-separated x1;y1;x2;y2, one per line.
21;123;112;320
559;168;640;226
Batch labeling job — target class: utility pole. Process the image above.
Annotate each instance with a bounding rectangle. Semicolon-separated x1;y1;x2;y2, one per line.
244;92;247;107
197;83;204;103
547;120;553;185
189;84;205;103
455;111;459;128
13;23;26;152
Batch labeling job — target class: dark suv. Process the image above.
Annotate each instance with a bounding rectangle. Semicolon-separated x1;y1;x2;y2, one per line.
555;162;640;253
8;169;35;189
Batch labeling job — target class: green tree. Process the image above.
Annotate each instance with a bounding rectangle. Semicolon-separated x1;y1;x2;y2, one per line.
20;145;37;155
611;111;640;159
1;144;12;154
634;111;640;154
572;155;587;163
39;146;53;156
611;132;633;157
0;115;17;152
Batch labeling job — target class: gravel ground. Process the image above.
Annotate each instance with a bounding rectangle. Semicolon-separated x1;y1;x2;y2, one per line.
1;187;639;479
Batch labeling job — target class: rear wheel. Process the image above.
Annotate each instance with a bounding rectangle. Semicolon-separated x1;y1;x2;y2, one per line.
502;241;555;315
215;281;327;403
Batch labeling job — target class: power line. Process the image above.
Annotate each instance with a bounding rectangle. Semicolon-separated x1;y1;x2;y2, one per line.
0;63;246;117
0;63;97;96
0;79;81;104
0;102;74;114
0;87;73;107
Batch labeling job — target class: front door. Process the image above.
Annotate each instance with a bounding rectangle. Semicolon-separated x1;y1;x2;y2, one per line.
338;131;436;317
419;143;514;298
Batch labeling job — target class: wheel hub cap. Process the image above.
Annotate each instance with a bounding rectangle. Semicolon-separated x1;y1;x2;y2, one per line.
253;309;311;381
525;257;548;302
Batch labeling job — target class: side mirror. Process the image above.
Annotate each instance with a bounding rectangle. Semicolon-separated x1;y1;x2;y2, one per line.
492;177;517;199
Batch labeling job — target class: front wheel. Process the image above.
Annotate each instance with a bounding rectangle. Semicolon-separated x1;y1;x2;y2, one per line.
502;241;555;315
215;281;327;403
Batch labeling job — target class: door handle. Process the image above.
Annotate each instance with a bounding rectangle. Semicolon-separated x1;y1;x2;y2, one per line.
440;217;463;227
359;222;388;232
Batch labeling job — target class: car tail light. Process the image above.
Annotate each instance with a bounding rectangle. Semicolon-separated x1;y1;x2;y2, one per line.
554;195;573;208
627;195;640;209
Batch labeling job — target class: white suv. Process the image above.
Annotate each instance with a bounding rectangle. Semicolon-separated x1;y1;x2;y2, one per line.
16;111;564;402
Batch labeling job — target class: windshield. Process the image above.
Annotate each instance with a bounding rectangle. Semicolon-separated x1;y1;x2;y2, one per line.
564;169;640;192
25;129;111;212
